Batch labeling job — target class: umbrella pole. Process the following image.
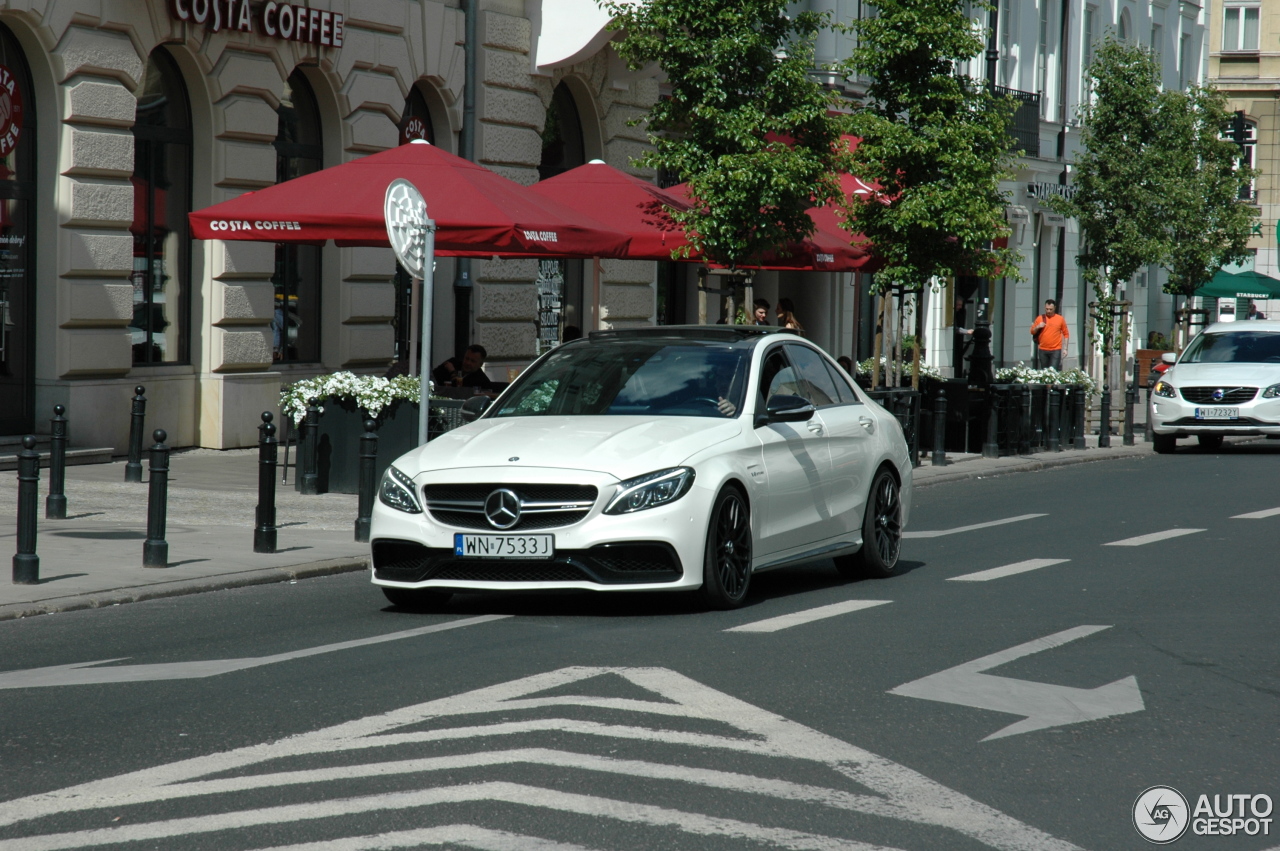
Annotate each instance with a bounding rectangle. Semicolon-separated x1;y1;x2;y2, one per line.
417;221;437;445
408;275;421;378
592;258;602;331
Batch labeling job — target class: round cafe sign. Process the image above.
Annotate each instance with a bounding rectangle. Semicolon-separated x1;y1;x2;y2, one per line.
0;64;24;157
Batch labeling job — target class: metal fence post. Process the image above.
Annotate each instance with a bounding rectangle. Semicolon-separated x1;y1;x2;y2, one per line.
1018;385;1032;455
46;405;68;519
931;388;947;466
299;397;320;496
143;429;169;568
1099;388;1112;448
125;386;147;483
1047;388;1062;452
355;418;378;542
12;436;39;584
983;388;1000;459
1073;386;1087;450
254;412;278;554
1123;382;1136;446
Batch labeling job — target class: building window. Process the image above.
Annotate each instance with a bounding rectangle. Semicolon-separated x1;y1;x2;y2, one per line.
1151;22;1163;60
1037;0;1051;107
1179;32;1193;87
393;87;436;365
130;49;192;366
1118;8;1132;42
1082;6;1099;98
272;69;322;363
538;83;586;338
1223;5;1260;51
1226;119;1258;201
0;22;36;434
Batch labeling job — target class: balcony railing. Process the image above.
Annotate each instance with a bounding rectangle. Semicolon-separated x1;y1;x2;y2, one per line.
994;85;1041;158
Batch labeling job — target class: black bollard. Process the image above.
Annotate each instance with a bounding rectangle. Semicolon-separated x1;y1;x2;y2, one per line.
12;435;39;584
1123;382;1136;446
931;388;947;466
125;385;146;483
1017;385;1032;455
1047;387;1062;452
355;418;378;543
982;388;1000;459
1073;385;1087;450
143;429;169;568
1144;384;1153;443
1099;388;1112;448
299;397;320;496
46;405;68;520
254;412;278;554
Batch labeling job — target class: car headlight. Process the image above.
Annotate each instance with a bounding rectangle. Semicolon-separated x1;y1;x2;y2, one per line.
1153;380;1177;398
604;467;696;515
378;465;423;514
1264;383;1280;399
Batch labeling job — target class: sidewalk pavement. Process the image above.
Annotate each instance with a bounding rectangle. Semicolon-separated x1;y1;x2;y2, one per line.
0;437;1160;621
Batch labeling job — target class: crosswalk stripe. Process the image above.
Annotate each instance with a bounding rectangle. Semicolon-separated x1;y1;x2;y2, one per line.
726;600;892;633
1231;507;1280;519
947;559;1070;582
1104;528;1205;547
903;514;1047;539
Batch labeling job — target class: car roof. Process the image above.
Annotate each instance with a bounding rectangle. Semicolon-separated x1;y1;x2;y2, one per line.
587;325;803;345
1202;320;1280;334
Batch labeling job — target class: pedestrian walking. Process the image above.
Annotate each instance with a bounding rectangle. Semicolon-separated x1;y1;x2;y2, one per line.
1030;299;1069;370
776;298;804;334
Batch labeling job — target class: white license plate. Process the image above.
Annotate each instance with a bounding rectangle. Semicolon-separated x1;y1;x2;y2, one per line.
454;533;554;559
1195;407;1240;420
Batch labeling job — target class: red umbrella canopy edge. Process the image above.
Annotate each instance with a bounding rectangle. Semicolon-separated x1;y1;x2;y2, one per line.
188;141;632;259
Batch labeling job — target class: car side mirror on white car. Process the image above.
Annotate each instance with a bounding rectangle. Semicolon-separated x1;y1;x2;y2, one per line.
756;394;816;427
460;395;492;423
1161;352;1177;365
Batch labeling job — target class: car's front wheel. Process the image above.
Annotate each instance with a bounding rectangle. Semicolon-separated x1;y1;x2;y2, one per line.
381;586;452;611
700;486;752;610
1153;433;1177;454
835;467;902;579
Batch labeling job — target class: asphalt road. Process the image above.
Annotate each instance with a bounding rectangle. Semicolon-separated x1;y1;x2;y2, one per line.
1;444;1277;851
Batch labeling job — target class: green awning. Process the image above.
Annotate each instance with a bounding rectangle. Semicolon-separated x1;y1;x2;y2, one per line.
1195;269;1280;300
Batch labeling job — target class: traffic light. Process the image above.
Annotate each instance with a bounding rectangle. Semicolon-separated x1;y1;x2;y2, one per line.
1232;110;1248;148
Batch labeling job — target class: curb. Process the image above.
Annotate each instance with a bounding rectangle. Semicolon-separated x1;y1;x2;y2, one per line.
0;556;370;622
913;445;1153;487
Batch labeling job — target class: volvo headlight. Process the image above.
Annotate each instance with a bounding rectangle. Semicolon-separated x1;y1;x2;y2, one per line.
605;467;696;515
1263;383;1280;399
378;465;423;514
1153;380;1177;398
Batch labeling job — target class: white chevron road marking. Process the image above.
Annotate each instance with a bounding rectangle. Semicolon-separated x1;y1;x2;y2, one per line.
257;824;593;850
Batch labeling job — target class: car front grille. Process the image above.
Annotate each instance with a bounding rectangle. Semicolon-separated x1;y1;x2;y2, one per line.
371;539;682;586
422;483;598;531
1179;386;1258;404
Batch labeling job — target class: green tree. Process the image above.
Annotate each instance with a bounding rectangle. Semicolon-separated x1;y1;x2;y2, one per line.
837;0;1019;387
1048;39;1166;384
1153;85;1258;343
605;0;846;269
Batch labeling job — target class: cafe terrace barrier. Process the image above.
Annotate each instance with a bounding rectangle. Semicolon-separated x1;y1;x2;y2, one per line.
907;380;1093;459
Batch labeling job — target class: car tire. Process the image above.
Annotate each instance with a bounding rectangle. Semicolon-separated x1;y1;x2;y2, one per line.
834;467;903;579
1197;434;1224;451
700;486;752;610
381;586;452;611
1153;433;1177;454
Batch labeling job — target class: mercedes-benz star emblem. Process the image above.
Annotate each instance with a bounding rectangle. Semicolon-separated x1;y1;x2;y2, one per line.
484;488;522;530
1212;388;1225;401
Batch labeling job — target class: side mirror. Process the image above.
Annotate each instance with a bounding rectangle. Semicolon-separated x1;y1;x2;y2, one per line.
1161;352;1177;365
757;394;815;426
460;395;492;423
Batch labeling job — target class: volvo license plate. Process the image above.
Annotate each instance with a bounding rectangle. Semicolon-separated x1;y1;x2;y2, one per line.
454;533;554;559
1195;407;1239;420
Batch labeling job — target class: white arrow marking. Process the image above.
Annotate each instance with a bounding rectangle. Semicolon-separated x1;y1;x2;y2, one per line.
903;513;1046;539
889;625;1144;741
0;615;509;689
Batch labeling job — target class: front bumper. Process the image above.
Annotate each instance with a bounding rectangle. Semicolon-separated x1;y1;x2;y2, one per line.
369;466;715;593
1149;395;1280;437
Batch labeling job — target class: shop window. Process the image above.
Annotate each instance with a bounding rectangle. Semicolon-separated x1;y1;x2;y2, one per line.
1223;4;1260;52
538;83;586;338
130;49;192;365
273;69;322;363
0;22;36;433
393;86;436;365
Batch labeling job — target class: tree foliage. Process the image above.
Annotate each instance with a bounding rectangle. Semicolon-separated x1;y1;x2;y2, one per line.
837;0;1020;293
606;0;846;268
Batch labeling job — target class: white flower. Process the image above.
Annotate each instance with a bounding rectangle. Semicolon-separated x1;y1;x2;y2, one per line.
280;372;432;423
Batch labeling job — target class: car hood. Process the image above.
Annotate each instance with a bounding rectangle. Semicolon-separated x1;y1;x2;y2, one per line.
401;415;742;480
1166;363;1280;388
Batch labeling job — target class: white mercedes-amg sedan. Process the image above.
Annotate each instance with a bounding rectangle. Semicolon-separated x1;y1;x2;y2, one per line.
369;326;912;609
1150;321;1280;453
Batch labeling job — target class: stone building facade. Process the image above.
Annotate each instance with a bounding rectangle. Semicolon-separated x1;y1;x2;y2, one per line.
0;1;659;449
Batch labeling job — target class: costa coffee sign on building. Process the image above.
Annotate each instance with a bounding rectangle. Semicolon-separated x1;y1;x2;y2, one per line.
169;1;345;47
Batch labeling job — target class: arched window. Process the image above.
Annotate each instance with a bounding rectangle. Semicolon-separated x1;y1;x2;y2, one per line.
0;22;36;433
1118;8;1132;41
537;83;586;342
130;48;192;365
273;69;322;363
393;86;436;365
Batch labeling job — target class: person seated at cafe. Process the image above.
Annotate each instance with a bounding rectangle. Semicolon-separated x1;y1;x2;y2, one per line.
433;344;494;390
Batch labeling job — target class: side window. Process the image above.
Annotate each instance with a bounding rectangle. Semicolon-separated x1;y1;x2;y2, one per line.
821;358;861;405
785;344;841;407
758;348;797;405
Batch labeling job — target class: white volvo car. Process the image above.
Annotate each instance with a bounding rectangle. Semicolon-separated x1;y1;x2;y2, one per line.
1150;320;1280;452
369;326;912;609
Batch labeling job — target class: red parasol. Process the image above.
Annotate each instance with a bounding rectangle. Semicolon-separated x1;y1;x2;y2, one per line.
187;141;632;258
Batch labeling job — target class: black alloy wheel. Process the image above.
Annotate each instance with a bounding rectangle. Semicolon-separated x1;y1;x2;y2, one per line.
700;487;752;609
835;467;902;579
381;586;452;611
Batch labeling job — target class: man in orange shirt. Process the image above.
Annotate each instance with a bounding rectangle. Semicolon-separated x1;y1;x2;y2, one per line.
1030;299;1069;370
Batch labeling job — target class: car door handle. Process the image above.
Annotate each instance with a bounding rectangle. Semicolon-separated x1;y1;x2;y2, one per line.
807;422;824;434
858;416;875;434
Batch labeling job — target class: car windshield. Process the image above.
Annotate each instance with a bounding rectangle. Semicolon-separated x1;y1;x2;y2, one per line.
1181;330;1280;364
492;341;751;418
